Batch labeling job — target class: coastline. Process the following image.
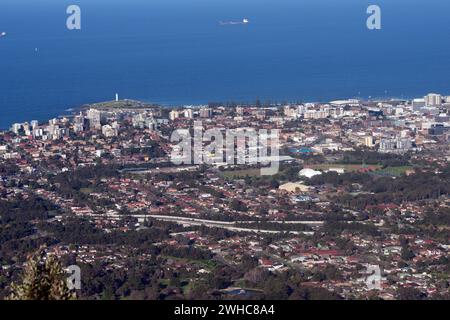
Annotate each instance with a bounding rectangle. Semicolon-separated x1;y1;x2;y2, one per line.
0;94;421;131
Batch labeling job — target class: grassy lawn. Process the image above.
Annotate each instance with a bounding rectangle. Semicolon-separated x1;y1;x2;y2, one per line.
159;279;170;286
306;164;414;177
80;187;94;194
307;164;382;172
372;166;414;177
182;281;195;296
221;168;262;178
162;255;217;270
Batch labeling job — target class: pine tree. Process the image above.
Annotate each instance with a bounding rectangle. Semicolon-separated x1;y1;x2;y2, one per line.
8;247;76;300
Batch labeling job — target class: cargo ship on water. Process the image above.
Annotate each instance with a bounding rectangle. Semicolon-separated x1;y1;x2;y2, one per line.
219;18;249;26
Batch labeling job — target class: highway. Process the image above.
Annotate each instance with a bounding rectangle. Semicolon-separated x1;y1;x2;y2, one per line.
87;213;322;235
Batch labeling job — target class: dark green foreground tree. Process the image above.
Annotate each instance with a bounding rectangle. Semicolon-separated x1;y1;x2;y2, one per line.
8;248;75;300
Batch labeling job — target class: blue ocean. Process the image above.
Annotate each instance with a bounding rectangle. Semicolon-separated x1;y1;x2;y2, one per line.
1;0;450;128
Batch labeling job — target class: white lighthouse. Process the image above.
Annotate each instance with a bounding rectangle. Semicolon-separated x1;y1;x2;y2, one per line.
115;93;119;102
